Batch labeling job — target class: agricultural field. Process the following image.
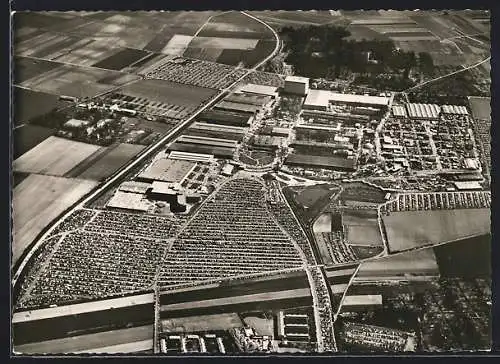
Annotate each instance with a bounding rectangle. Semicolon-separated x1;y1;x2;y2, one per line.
184;11;277;67
92;48;151;71
13;136;104;176
13;172;30;188
382;208;491;253
161;313;243;333
12;174;98;265
283;183;341;225
249;10;337;28
343;211;383;247
355;248;439;280
13;87;65;126
17;62;140;98
433;234;491;277
13;124;56;160
70;143;145;181
340;182;387;204
14;57;63;84
468;96;491;121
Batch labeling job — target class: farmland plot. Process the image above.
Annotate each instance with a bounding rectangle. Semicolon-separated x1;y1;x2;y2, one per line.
13;125;56;159
18;63;139;98
356;248;439;279
13;136;104;176
13;57;63;84
382;208;491;253
12;174;98;265
73;143;146;181
92;48;151;70
13;87;64;125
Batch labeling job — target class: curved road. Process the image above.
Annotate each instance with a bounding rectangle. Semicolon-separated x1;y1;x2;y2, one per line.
12;11;281;287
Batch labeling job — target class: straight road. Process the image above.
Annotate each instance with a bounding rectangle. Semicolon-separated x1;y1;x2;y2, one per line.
13;11;281;288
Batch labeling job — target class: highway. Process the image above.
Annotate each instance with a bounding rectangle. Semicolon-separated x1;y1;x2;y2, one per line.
12;11;281;288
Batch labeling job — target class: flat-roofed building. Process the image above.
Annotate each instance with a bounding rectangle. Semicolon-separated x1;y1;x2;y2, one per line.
304;89;389;111
453;181;482;190
405;103;440;119
285;153;356;171
106;191;150;212
284;76;310;96
252;135;285;150
238;83;279;98
137;158;196;183
214;101;260;115
168;151;214;163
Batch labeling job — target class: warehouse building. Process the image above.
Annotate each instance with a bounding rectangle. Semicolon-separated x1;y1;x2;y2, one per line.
405;103;441;120
238;83;279;98
284;76;310;96
251;135;285;151
285;153;356;171
304;90;390;111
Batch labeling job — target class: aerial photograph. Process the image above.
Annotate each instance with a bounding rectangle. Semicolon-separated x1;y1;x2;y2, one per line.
11;9;491;354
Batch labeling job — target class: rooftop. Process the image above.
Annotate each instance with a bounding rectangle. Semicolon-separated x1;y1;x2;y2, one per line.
285;75;310;84
304;89;390;108
238;83;279;97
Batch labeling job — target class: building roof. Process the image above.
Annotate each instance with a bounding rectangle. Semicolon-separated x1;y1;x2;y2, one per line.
406;103;440;119
285;75;310;84
177;135;238;148
138;158;195;183
285;153;356;170
343;294;383;306
441;104;469;115
118;181;151;194
252;135;285;147
106;191;150;211
238;83;279;97
304;89;390;108
151;181;179;195
13;293;154;323
392;105;407;117
453;181;482;190
294;123;341;132
168;151;214;163
215;101;260;114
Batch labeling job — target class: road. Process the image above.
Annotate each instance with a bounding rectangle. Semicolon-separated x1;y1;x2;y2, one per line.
402;55;491;94
12;11;281;288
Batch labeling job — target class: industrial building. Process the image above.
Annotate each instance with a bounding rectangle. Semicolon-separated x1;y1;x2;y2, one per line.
237;83;279;98
147;181;187;213
168;151;214;163
137;157;196;183
214;101;261;115
199;109;252;127
303;90;390;111
441;104;469;115
284;76;310;96
251;135;285;150
405;103;441;120
106;191;151;212
285;153;357;171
